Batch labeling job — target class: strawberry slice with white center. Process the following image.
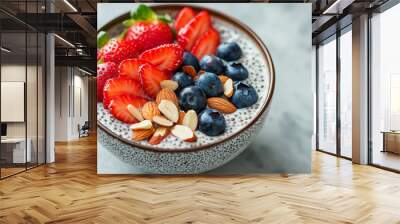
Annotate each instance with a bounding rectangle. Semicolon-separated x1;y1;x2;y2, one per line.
191;27;220;60
177;11;211;51
139;44;184;72
174;7;196;33
118;58;146;82
97;62;117;102
109;95;148;124
103;77;146;108
139;63;171;99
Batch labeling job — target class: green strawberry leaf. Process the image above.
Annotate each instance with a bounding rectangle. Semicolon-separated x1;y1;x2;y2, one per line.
130;4;157;21
97;58;103;65
123;19;135;27
97;31;109;48
158;14;173;24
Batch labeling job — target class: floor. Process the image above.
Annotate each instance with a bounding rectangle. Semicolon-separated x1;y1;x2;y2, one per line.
0;135;400;223
372;150;400;171
1;163;43;178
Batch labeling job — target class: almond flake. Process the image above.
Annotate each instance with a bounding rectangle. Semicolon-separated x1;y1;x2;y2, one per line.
158;100;179;123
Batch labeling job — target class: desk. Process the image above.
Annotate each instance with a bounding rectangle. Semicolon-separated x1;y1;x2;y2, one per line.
1;138;31;163
382;131;400;154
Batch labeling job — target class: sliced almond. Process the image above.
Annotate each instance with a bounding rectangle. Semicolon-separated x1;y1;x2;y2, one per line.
127;104;144;122
223;78;234;98
207;97;237;114
158;100;179;123
182;110;198;131
130;120;153;131
156;88;179;106
148;127;170;145
219;75;229;84
171;125;196;142
182;65;197;77
152;115;174;127
160;80;179;91
141;101;161;120
132;127;155;141
178;111;186;124
198;70;206;75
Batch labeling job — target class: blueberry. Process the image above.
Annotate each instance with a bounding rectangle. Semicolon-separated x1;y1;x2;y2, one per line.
195;72;223;97
179;86;207;113
172;72;193;92
225;62;249;81
216;42;242;61
182;51;200;71
198;109;226;136
199;55;225;75
231;82;258;109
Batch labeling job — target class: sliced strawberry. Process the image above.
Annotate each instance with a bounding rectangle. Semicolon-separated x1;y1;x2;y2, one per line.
103;77;146;107
109;95;148;124
139;63;171;99
139;44;184;72
174;7;196;32
124;21;173;54
118;58;146;82
177;11;211;51
100;39;138;64
97;62;117;102
191;27;220;60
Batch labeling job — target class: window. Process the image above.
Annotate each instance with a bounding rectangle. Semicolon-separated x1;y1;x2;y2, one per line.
317;36;337;154
339;28;352;158
370;3;400;171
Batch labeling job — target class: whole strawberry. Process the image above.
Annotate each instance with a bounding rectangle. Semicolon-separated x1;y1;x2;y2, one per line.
100;38;138;64
97;62;117;102
124;21;173;54
122;4;173;54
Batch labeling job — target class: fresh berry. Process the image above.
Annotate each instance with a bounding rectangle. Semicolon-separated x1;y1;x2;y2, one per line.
195;72;223;97
179;86;207;113
191;27;220;60
198;109;226;136
199;55;225;75
231;82;258;109
139;63;171;99
216;42;242;61
177;11;211;51
118;58;146;82
172;72;193;92
100;38;137;64
139;44;184;72
109;95;148;124
182;51;200;71
97;62;117;102
124;21;173;54
224;62;249;81
103;77;146;107
174;7;196;32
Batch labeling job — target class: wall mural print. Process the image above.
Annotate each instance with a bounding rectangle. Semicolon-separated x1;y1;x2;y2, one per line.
97;3;312;174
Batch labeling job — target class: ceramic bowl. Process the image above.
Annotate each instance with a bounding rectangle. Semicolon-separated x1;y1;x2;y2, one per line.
97;4;275;174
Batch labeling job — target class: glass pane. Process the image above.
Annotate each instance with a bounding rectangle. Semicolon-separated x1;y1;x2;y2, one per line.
38;32;45;165
318;37;337;154
27;31;38;169
371;4;400;171
1;30;27;177
340;29;352;158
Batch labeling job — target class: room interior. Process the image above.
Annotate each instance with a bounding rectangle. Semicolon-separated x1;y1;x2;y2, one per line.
0;0;399;222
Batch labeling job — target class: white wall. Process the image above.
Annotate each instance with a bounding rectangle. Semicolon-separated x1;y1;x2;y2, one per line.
54;67;89;141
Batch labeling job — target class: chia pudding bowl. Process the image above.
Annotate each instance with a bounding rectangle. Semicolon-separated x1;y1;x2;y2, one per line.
97;4;275;174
